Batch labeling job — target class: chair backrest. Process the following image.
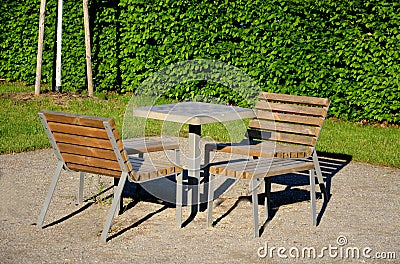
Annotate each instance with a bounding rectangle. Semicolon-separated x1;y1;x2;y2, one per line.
39;110;132;178
247;92;330;156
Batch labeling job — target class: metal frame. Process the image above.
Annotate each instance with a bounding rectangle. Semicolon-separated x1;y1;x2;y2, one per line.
37;160;64;229
206;163;318;238
311;149;328;199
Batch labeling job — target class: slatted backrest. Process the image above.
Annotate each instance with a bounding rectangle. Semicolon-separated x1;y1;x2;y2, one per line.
247;92;330;151
39;110;132;178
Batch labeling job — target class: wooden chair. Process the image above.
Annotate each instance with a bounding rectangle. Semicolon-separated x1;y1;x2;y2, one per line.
36;110;183;243
205;92;330;237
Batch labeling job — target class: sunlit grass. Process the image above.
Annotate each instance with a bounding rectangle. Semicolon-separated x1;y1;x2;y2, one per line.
317;119;400;167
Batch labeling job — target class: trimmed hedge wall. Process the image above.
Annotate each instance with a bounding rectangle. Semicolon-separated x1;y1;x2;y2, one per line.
1;0;399;123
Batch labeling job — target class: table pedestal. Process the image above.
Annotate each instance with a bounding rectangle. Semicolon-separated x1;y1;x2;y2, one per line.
188;125;201;210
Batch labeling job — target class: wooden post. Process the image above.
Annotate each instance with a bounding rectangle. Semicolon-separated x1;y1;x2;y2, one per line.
83;0;94;96
35;0;47;96
55;0;63;92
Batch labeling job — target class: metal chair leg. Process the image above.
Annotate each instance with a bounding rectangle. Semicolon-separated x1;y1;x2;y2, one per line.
309;169;317;226
206;173;215;227
263;177;271;221
100;172;129;243
77;172;85;204
312;150;328;199
176;172;183;227
113;178;123;216
203;147;211;183
37;160;64;229
174;149;181;165
204;147;211;166
251;178;259;237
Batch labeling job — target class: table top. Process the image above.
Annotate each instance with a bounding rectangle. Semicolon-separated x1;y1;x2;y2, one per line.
133;102;255;125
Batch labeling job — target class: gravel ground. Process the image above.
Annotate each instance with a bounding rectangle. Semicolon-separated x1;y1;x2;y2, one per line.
0;148;399;263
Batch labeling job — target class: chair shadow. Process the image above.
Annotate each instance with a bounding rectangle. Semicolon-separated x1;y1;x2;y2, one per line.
40;202;95;229
211;152;352;236
106;204;169;242
39;185;115;229
211;197;245;227
39;181;172;241
107;181;183;241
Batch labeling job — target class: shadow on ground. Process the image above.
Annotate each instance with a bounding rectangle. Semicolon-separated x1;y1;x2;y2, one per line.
207;152;352;236
38;152;352;240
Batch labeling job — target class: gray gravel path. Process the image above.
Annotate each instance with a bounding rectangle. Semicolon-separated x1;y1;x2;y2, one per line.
0;148;399;263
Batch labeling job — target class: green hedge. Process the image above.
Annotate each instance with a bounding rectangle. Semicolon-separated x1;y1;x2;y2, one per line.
1;0;399;123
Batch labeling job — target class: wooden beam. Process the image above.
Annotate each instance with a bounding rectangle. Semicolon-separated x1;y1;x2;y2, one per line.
83;0;94;96
34;0;47;96
55;0;63;92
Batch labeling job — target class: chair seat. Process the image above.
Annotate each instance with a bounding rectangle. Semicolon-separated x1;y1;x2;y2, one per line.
129;156;182;181
209;158;314;179
206;141;313;158
123;136;180;155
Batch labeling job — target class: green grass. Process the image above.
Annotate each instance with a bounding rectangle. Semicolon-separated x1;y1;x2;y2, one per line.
317;119;400;167
0;82;399;167
0;83;130;153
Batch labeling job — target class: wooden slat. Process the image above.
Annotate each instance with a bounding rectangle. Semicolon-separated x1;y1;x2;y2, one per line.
230;160;270;179
207;140;312;158
275;150;307;158
238;159;297;178
247;129;316;146
256;101;327;117
58;143;117;160
66;163;121;178
129;157;182;181
210;159;314;179
256;111;324;126
53;132;113;149
40;110;113;128
62;153;121;171
265;160;314;177
124;137;179;154
210;160;253;177
245;129;272;141
130;159;180;175
259;92;330;107
211;158;282;176
47;122;110;139
112;128;125;152
207;142;275;159
274;144;311;157
122;150;134;176
249;120;319;136
268;131;316;146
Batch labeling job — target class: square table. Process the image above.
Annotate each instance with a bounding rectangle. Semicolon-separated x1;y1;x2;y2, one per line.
133;102;255;207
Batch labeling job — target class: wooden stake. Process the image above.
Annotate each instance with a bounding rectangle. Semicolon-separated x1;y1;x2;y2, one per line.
55;0;63;92
35;0;47;96
83;0;93;96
